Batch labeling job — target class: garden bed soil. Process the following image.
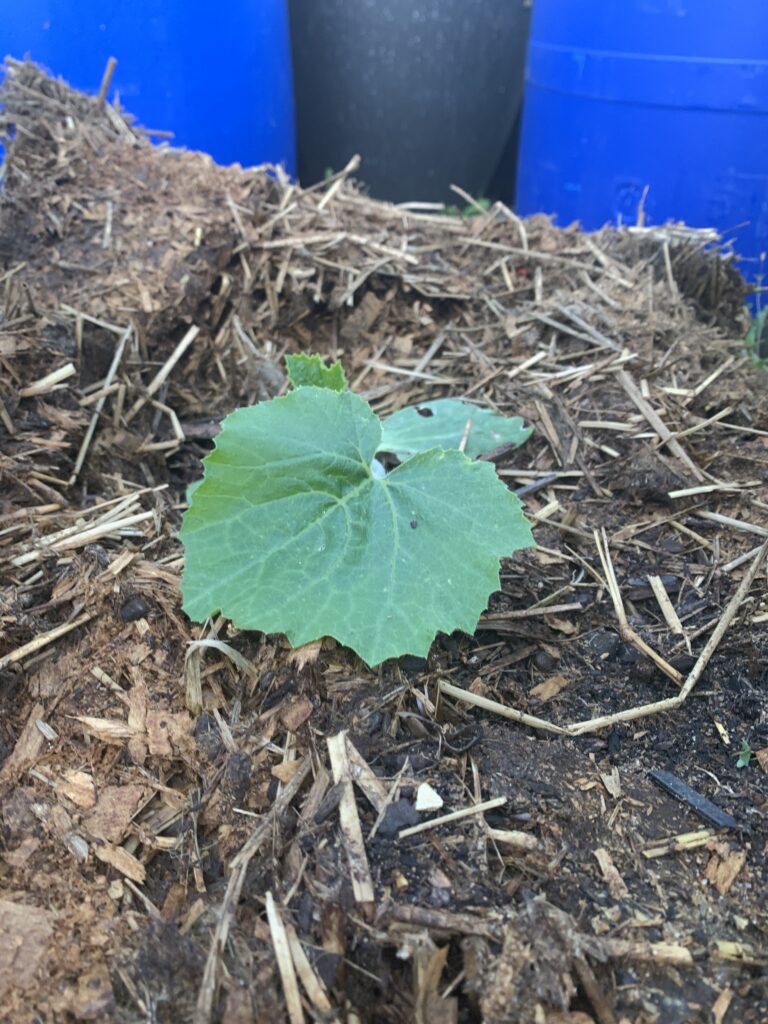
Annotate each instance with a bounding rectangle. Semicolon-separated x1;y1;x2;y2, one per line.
1;61;767;1024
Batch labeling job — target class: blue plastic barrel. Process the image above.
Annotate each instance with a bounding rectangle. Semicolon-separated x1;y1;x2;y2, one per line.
516;1;768;280
2;0;296;172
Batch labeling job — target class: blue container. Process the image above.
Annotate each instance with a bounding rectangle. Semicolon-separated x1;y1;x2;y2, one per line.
2;0;296;172
516;1;768;280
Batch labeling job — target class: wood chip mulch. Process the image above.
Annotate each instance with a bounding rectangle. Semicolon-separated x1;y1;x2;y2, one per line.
1;59;767;1024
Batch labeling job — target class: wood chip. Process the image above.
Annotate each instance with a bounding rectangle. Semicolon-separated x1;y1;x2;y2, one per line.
146;710;194;757
93;843;146;884
705;848;747;896
2;837;40;869
56;770;97;809
486;828;540;852
601;937;693;967
285;640;323;671
529;673;571;702
0;702;46;783
75;715;136;745
283;917;337;1020
644;829;715;859
272;759;303;783
594;848;629;900
279;696;314;734
600;768;622;800
85;784;147;843
0;899;55;997
345;735;393;813
711;988;734;1024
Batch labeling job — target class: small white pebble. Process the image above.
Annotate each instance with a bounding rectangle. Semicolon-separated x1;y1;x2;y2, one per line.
108;880;125;901
415;782;444;812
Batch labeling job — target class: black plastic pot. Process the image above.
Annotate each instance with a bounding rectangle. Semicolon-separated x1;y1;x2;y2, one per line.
289;0;531;203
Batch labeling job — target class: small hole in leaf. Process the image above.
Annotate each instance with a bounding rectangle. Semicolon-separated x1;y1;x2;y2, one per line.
415;407;433;417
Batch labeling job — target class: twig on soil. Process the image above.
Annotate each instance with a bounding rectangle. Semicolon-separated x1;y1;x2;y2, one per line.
444;540;767;740
668;483;749;499
283;916;338;1021
398;796;506;839
617;369;706;482
69;323;130;484
318;154;361;211
677;538;768;701
266;892;306;1024
124;324;200;423
601;937;694;967
698;511;768;539
648;574;690;652
573;956;617;1024
10;511;154;567
594;529;683;686
380;904;504;941
554;303;623;353
438;680;568;735
721;544;765;572
194;758;311;1024
368;758;411;841
303;152;361;197
0;612;95;671
481;601;582;624
0;395;16;434
122;877;161;918
96;56;118;105
643;829;715;859
567;539;768;734
345;736;391;813
18;362;76;397
327;731;375;917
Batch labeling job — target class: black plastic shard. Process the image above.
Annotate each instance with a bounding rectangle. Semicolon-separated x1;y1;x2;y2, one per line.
649;769;737;830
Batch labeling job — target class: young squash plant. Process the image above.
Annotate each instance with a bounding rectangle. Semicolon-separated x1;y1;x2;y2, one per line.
180;354;534;665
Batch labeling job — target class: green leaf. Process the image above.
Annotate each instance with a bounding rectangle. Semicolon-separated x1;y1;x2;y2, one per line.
443;197;490;218
746;308;768;366
736;739;754;768
379;398;532;461
185;479;203;505
286;353;347;391
180;387;533;665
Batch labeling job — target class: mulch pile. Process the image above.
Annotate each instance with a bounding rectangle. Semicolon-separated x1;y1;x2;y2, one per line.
1;59;767;1024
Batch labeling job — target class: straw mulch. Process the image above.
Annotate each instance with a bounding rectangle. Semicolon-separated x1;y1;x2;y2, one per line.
1;59;767;1024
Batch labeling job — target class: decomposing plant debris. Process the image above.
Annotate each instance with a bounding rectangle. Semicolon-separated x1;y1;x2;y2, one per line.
1;60;766;1024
